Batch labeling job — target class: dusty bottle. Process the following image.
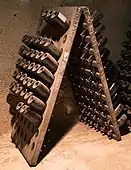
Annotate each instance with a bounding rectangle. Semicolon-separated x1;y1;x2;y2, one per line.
123;40;131;50
117;114;127;127
124;51;131;61
119;70;128;81
42;10;70;31
112;92;127;108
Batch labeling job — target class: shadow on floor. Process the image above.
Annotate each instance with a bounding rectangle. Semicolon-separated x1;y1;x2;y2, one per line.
38;118;78;163
37;74;80;164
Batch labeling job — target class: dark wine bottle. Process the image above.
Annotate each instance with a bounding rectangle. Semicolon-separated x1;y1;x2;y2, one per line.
126;94;131;107
121;81;131;95
125;51;131;61
125;71;131;83
31;81;50;101
37;17;59;40
121;60;129;69
116;59;123;67
35;66;54;87
40;53;58;73
83;48;110;69
123;40;131;49
116;59;129;70
120;49;126;58
119;93;130;108
119;70;128;81
127;63;131;72
42;10;70;31
112;92;127;108
78;102;86;111
109;80;121;99
117;114;127;127
115;103;124;117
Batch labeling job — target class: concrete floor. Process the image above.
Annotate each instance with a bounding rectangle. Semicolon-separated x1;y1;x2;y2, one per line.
0;0;131;169
1;123;131;170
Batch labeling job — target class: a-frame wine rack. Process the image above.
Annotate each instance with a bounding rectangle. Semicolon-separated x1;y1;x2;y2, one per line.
9;7;82;166
7;6;122;167
68;7;121;141
81;8;121;140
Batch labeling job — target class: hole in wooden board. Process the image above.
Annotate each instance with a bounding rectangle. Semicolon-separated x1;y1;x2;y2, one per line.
28;139;30;145
27;122;30;129
63;34;67;44
68;20;71;26
15;112;18;119
24;119;27;125
15;140;18;147
20;115;23;122
24;134;27;142
39;18;43;26
14;121;18;129
20;129;23;138
17;125;20;133
31;142;35;151
16;113;19;119
61;48;63;53
11;116;16;127
35;129;39;137
31;125;34;133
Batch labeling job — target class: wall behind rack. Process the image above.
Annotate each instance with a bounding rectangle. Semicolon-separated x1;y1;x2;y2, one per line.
61;0;131;62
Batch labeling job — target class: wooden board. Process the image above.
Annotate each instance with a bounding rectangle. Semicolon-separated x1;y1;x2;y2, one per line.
83;7;121;141
11;6;82;166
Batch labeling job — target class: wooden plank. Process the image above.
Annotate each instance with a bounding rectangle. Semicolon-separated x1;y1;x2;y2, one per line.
83;7;121;141
11;6;82;166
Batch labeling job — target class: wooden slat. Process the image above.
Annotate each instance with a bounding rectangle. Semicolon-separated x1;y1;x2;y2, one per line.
11;6;82;166
83;7;121;141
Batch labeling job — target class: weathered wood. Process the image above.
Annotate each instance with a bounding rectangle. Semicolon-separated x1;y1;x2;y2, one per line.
11;6;82;166
83;7;121;141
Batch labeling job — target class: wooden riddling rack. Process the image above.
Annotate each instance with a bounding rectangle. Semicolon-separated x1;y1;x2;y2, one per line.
7;7;82;166
68;8;126;141
7;6;130;167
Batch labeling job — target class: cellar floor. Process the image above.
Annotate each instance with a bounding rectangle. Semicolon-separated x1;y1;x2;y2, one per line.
0;122;131;170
